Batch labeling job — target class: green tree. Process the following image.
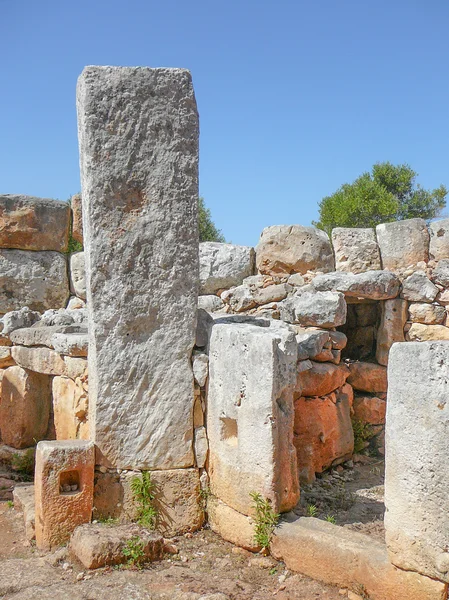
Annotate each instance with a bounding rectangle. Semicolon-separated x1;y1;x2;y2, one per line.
314;162;447;235
199;197;226;242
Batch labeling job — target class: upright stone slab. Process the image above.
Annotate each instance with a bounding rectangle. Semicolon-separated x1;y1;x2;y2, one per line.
77;66;199;469
207;321;299;516
385;342;449;582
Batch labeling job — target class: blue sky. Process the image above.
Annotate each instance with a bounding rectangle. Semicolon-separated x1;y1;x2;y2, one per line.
2;1;448;246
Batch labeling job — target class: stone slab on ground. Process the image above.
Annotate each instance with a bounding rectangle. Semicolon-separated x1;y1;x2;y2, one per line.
385;341;449;582
77;66;199;470
70;523;164;569
271;516;447;600
199;242;255;294
0;194;70;252
0;250;69;313
13;483;36;540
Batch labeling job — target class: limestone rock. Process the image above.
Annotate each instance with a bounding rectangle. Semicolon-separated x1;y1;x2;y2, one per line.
353;396;386;425
332;227;381;274
63;356;88;380
376;299;407;366
0;347;14;368
295;329;330;361
347;362;387;393
207;496;259;552
0;366;52;448
281;291;346;329
51;332;88;357
77;66;199;469
13;483;36;541
1;307;41;335
192;351;208;387
39;308;87;327
401;271;438;303
10;324;82;348
196;309;213;348
256;225;334;276
0;194;70;252
385;342;449;582
432;258;449;287
312;270;400;300
198;295;225;312
207;321;299;515
429;218;449;261
0;250;69;313
252;283;291;306
52;376;89;440
70;523;164;569
225;285;257;313
408;302;446;325
12;346;67;375
297;362;350;397
406;322;449;341
69;252;86;300
376;218;429;271
67;296;86;310
199;242;255;295
194;426;208;468
70;193;83;244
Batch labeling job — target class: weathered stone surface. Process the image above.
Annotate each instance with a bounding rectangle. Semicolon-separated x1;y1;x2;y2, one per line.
35;440;94;550
0;557;66;598
271;517;446;600
10;324;83;348
40;308;87;327
199;243;254;295
207;321;299;516
67;296;86;310
297;362;350;397
192;351;208;387
52;376;89;440
0;250;69;313
281;291;346;328
429;218;449;261
198;295;225;312
376;299;407;365
69;252;86;300
376;218;430;271
13;483;36;540
194;426;208;468
1;307;41;335
408;302;446;325
332;227;382;274
293;387;354;482
401;271;438;303
224;284;257;313
77;66;199;469
0;366;51;448
406;322;449;341
312;270;400;300
196;308;213;348
70;193;83;244
63;356;87;379
0;347;14;367
432;258;449;287
207;496;259;552
11;346;67;375
385;342;449;582
51;332;88;357
0;194;70;252
347;361;388;393
252;283;291;306
295;329;330;360
256;225;334;276
353;396;386;425
93;468;204;537
70;523;164;569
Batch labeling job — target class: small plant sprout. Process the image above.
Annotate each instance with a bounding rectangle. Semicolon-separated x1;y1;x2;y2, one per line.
122;536;146;568
306;503;318;517
6;500;14;509
249;491;280;551
130;471;158;529
324;514;336;524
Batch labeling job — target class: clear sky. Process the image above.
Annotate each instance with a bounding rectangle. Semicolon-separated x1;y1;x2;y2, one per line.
2;0;448;246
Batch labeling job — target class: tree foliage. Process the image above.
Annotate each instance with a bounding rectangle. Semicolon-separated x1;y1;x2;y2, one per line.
314;162;447;235
199;197;225;242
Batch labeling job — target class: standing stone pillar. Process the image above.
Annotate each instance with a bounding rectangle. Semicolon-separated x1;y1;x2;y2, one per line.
77;67;199;469
385;341;449;583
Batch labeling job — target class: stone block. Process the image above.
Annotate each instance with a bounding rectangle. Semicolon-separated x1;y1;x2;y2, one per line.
13;483;36;541
295;329;330;360
1;307;41;335
0;366;51;448
347;361;387;393
429;218;449;261
271;517;446;600
401;271;438;303
332;227;381;273
0;347;14;368
312;270;400;300
408;302;446;325
252;283;291;306
77;66;199;469
70;193;83;244
198;295;225;312
192;352;208;387
353;396;386;425
11;346;67;375
51;332;88;357
207;496;259;552
385;341;449;582
52;376;89;440
194;426;208;468
199;242;255;294
406;323;449;341
0;250;69;313
376;299;407;365
207;321;299;516
297;361;350;397
67;296;86;310
256;225;334;276
0;195;70;252
35;440;94;550
281;291;347;328
69;252;86;300
70;523;164;569
293;387;354;482
63;356;87;379
376;218;430;271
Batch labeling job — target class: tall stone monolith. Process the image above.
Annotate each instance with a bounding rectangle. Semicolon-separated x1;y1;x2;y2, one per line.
76;66;199;469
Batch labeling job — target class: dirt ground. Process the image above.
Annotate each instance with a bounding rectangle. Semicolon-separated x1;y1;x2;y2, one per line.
0;500;348;600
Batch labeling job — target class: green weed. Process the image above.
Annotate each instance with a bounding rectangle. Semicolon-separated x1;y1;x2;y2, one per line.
250;491;280;551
